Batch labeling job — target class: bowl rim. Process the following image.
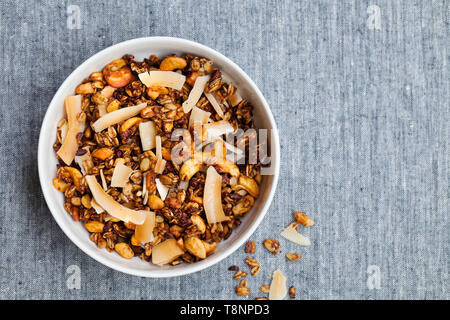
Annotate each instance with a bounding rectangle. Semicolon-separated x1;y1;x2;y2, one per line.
38;36;280;278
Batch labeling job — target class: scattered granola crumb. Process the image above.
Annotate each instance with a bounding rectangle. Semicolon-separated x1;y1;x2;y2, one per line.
286;253;302;261
245;240;256;253
289;286;296;299
263;238;280;255
245;257;259;268
260;284;270;293
235;280;250;296
251;266;260;276
255;297;268;300
294;211;315;226
228;265;239;271
233;271;247;280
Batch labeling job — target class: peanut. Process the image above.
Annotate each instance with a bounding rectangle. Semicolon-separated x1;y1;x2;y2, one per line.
114;242;134;259
70;197;81;206
84;220;105;233
148;194;164;210
52;177;70;192
81;194;92;208
89;72;104;82
75;82;95;94
92;147;114;160
120;117;142;133
106;99;120;113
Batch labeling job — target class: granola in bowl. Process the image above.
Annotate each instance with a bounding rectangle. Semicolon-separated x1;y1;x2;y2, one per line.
52;53;265;267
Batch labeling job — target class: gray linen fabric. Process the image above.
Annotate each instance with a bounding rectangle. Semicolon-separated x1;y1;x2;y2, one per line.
0;0;448;299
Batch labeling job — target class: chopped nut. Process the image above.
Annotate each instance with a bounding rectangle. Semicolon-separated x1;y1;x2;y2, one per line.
289;286;296;299
263;238;280;255
286;253;302;261
244;240;255;253
294;211;315;226
233;271;247;280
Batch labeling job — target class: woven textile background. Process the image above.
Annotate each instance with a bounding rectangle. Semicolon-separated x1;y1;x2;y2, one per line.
0;0;448;299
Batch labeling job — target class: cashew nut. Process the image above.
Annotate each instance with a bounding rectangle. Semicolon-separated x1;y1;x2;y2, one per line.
160;56;187;71
103;59;132;88
179;158;202;181
237;175;259;197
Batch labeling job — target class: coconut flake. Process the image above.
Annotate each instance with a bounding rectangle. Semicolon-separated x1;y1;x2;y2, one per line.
213;138;244;163
269;270;287;300
98;104;107;116
134;211;155;244
143;191;149;206
205;92;224;118
60;122;68;142
85;175;145;225
205;120;235;142
92;103;147;132
155;178;169;200
74;147;93;175
189;106;211;128
280;223;311;246
228;91;242;107
139;71;186;91
138;121;156;151
57;95;86;165
155;136;162;159
101;85;116;98
142;173;148;195
182;75;210;113
99;169;108;191
90;197;104;214
151;239;185;265
204;166;229;224
110;162;133;188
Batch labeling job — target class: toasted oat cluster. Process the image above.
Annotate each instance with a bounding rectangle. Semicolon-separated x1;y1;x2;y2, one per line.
52;53;263;266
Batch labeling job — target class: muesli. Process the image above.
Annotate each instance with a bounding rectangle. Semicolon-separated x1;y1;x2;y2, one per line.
52;53;263;266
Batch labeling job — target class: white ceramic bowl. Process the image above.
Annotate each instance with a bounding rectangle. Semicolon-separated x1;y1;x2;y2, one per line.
38;37;280;277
